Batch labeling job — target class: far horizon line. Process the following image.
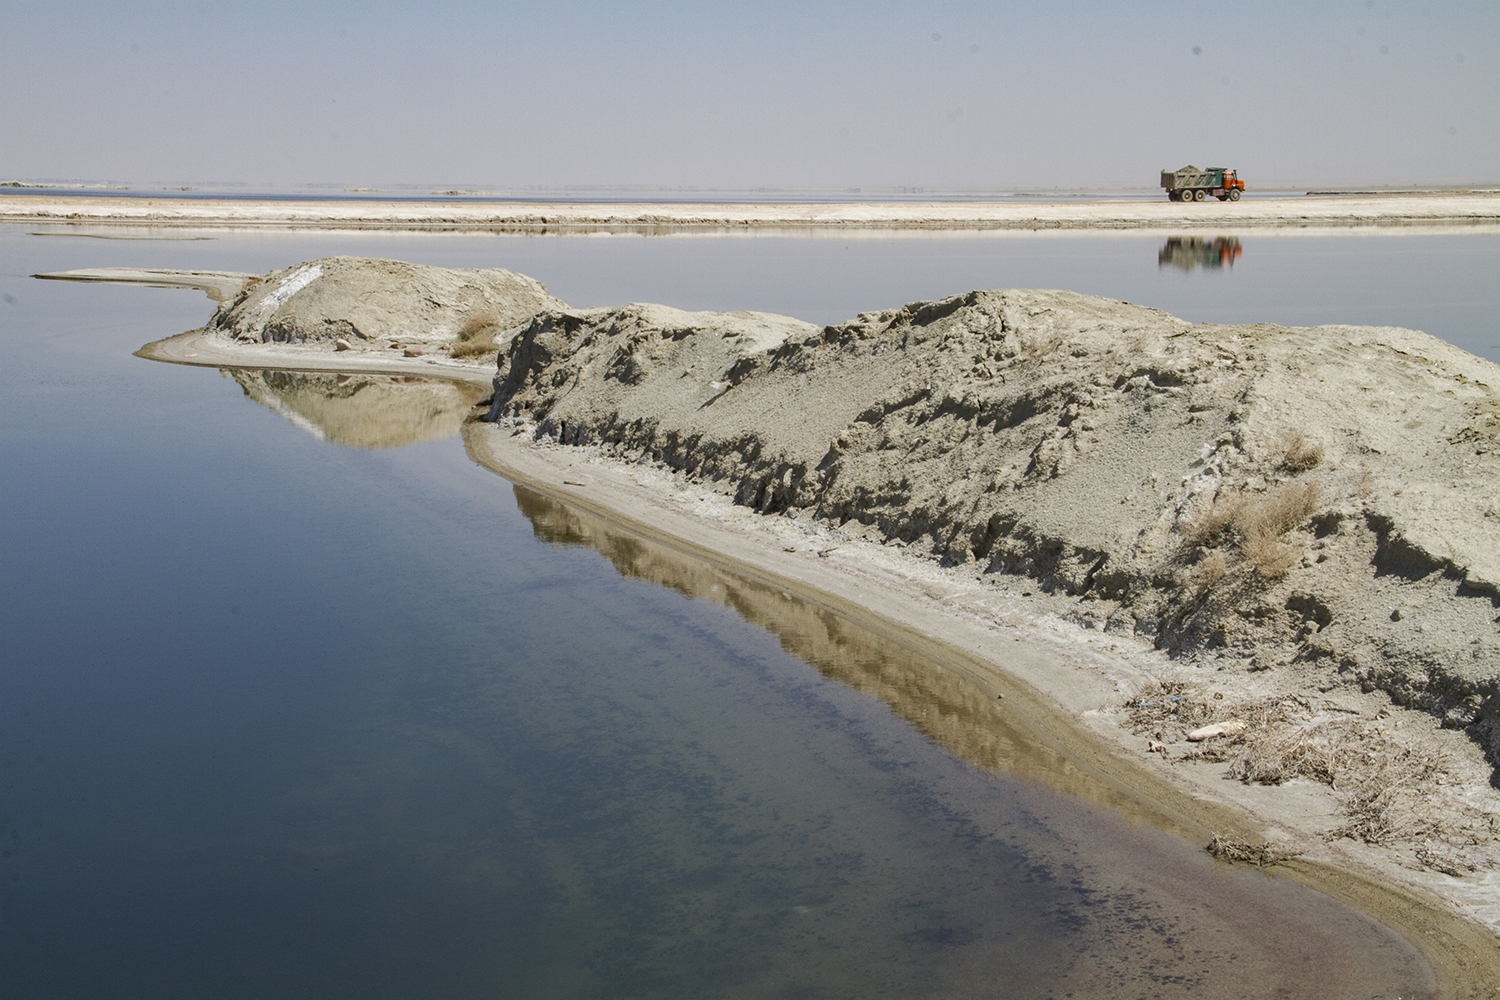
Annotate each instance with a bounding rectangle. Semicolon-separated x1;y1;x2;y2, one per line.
5;179;1499;202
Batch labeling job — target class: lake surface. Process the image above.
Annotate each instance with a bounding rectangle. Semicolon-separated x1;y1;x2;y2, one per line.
2;225;1495;998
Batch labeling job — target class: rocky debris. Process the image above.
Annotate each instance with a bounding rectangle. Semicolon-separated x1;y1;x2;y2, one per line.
489;288;1500;763
1129;681;1498;866
205;256;563;352
335;338;352;352
1205;834;1303;870
403;347;424;357
1187;719;1248;741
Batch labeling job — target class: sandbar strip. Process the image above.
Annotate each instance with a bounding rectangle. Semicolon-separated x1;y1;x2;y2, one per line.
7;192;1500;232
34;267;261;302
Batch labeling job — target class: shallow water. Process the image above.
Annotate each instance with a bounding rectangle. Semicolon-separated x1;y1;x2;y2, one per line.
3;226;1494;997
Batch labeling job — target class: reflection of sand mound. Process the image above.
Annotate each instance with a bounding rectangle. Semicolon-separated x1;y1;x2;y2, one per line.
228;369;485;449
510;483;1161;817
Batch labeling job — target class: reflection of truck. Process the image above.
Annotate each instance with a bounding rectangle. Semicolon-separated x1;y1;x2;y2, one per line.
1158;236;1242;270
1161;165;1244;202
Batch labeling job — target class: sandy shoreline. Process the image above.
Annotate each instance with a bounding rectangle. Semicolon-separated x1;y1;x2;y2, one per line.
133;320;1500;995
8;191;1500;233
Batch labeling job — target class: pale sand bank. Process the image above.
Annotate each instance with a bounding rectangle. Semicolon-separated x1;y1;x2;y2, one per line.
72;255;1496;994
134;324;1500;994
7;191;1500;232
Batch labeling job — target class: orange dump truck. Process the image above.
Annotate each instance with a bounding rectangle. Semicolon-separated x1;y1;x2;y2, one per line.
1161;165;1244;202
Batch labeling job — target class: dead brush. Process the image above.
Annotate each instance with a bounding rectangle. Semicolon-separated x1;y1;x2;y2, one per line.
1184;483;1320;578
1275;430;1325;472
1237;482;1320;578
1133;690;1483;861
1170;696;1310;759
1228;724;1338;784
451;310;502;359
1124;685;1293;740
1183;493;1246;549
1226;715;1460;847
1331;742;1454;845
1184;550;1228;595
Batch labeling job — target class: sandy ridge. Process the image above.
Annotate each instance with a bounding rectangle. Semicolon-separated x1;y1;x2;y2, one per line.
7;192;1500;232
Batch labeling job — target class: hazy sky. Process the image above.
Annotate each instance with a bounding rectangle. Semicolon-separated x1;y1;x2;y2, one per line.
1;0;1494;191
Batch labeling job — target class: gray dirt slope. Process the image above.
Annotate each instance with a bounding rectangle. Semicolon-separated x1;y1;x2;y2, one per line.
488;290;1500;758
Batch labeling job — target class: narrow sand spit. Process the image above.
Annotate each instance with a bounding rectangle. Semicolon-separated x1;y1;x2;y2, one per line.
100;255;1500;995
7;191;1500;232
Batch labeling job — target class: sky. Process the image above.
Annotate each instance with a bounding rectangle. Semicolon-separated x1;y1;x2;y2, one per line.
1;0;1495;192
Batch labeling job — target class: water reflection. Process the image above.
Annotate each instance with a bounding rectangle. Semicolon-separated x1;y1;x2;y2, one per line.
227;369;486;448
1158;236;1243;271
502;483;1435;998
511;483;1155;815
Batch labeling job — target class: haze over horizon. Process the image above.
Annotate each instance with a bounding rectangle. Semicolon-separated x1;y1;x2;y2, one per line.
2;0;1495;193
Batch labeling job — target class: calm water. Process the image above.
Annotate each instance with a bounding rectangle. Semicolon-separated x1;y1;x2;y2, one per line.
2;226;1495;998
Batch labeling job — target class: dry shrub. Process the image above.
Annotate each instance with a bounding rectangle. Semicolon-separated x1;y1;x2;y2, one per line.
451;339;495;359
1187;482;1319;555
1185;550;1228;594
1240;532;1296;578
458;310;500;340
451;310;502;358
1276;430;1325;472
1236;482;1320;577
1184;493;1246;548
1238;482;1321;539
1019;332;1065;362
1182;484;1319;578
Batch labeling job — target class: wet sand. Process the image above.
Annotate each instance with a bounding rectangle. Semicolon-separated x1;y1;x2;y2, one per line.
7;191;1500;233
133;324;1500;997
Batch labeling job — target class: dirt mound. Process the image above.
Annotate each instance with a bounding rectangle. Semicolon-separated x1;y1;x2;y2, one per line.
207;256;563;351
489;290;1500;753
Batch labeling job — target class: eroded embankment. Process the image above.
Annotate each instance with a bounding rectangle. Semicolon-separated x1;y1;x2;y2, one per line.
120;254;1500;979
486;289;1500;760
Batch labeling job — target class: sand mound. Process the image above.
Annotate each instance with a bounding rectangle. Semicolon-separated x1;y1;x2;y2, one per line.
489;290;1500;751
207;256;563;351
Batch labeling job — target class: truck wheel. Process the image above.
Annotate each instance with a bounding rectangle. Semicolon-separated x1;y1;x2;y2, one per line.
1193;189;1206;201
1228;188;1241;201
1167;191;1179;201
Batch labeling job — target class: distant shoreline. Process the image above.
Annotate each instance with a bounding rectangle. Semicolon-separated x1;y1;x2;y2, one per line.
5;191;1499;233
